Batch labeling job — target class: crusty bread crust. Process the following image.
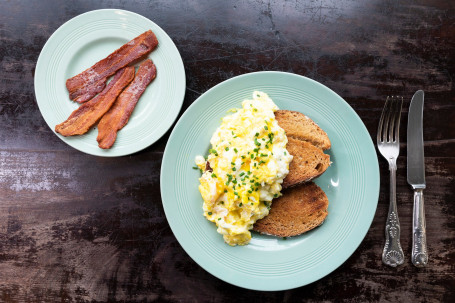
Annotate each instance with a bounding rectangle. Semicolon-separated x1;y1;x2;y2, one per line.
276;110;331;150
283;137;330;189
253;182;328;237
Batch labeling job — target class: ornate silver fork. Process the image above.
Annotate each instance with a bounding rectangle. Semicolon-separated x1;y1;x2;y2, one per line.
377;96;405;267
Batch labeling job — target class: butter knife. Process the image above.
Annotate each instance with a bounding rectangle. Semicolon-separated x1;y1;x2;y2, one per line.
407;90;428;267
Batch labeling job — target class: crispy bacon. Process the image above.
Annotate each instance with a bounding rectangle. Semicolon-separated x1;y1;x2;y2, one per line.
55;66;135;136
66;30;158;103
96;59;157;149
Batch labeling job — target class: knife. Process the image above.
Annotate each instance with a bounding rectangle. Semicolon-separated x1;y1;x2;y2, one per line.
407;90;428;267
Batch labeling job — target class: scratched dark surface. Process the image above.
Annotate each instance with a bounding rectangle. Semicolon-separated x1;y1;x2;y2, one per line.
0;0;454;302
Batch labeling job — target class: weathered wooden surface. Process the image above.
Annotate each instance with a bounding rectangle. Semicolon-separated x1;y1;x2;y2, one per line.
0;0;454;302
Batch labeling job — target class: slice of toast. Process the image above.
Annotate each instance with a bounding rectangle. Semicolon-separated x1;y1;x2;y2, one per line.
253;182;328;237
282;137;330;189
275;110;331;150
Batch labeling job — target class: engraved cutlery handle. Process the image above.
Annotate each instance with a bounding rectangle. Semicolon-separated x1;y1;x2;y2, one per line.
412;189;428;267
382;164;404;267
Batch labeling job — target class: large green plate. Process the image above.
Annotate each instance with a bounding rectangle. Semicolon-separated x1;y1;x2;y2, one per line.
35;9;185;156
161;71;379;291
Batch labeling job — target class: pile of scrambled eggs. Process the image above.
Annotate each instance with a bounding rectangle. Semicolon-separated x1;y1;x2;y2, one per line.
195;91;293;246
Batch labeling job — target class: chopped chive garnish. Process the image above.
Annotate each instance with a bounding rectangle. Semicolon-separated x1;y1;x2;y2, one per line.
274;194;278;198
264;126;268;130
239;172;245;176
239;203;243;207
192;166;198;170
265;144;269;149
234;191;239;196
250;154;254;159
253;108;257;112
259;160;266;165
232;167;236;171
248;190;252;193
211;173;217;178
254;138;261;146
255;132;259;137
253;148;259;153
253;163;257;167
255;182;260;187
225;147;229;151
234;148;238;153
218;218;221;220
232;179;237;184
284;151;287;155
231;162;235;166
241;155;246;159
208;212;212;215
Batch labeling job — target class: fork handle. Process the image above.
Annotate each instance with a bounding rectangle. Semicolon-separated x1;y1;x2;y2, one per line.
382;164;405;267
412;189;428;267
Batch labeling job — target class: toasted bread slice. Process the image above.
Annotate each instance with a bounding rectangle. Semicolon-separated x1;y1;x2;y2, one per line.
283;137;330;188
253;182;328;237
276;110;331;150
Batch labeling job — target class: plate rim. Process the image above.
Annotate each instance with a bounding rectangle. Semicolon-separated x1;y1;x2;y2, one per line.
34;8;186;157
160;71;379;290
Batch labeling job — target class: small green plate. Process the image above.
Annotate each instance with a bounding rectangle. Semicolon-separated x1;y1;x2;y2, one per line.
35;9;185;156
161;71;379;291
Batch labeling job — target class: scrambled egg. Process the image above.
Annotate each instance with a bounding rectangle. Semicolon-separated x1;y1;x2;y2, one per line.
195;91;293;246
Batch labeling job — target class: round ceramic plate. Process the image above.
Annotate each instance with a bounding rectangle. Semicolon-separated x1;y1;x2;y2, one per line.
160;71;379;291
35;9;185;156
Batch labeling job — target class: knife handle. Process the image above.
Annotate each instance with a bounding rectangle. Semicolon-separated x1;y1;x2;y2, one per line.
412;189;428;267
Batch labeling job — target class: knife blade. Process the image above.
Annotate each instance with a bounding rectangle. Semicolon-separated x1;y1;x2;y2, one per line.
408;90;426;188
407;90;428;267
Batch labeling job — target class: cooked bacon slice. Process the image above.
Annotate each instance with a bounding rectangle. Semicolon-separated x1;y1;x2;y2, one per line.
66;30;158;103
97;59;157;149
55;66;135;136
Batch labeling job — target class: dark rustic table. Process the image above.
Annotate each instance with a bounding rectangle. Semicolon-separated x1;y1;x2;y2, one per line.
1;0;454;302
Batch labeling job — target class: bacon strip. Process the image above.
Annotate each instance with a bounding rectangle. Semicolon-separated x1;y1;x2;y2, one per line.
97;59;157;149
56;66;135;136
66;30;158;103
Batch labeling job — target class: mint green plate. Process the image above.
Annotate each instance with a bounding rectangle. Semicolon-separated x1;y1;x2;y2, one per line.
35;9;185;156
161;71;379;291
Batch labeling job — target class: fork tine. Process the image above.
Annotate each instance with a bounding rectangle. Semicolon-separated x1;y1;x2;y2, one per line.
383;97;393;142
377;97;390;143
393;97;403;142
387;97;397;142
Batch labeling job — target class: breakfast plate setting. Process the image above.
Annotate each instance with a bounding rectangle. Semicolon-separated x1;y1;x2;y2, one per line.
161;71;380;291
3;0;450;300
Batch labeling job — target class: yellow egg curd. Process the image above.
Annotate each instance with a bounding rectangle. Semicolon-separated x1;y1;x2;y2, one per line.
195;91;293;246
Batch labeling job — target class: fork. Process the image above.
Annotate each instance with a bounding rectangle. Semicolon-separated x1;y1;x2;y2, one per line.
377;96;405;267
